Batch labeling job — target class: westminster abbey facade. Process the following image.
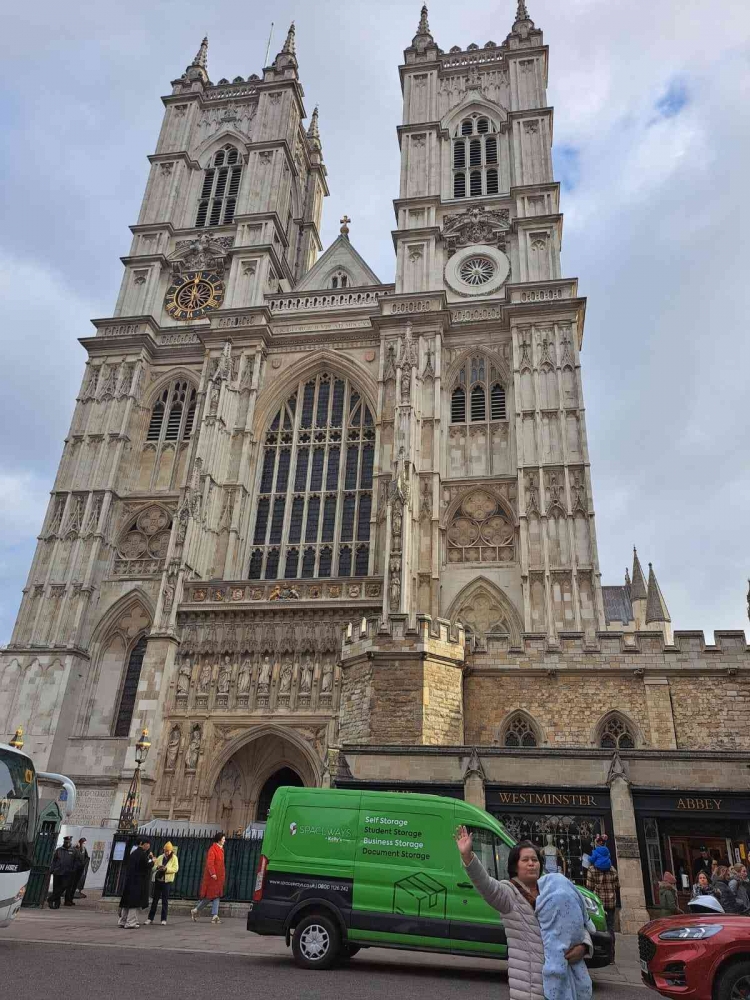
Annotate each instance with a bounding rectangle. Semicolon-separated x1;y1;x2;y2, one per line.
3;5;749;930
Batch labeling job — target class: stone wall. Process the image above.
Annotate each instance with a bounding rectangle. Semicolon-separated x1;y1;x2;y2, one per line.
463;630;750;750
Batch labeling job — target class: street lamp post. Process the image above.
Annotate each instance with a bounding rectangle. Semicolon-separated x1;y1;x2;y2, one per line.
118;729;151;833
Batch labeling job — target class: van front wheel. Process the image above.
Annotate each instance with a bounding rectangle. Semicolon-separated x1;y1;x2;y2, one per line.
292;913;342;970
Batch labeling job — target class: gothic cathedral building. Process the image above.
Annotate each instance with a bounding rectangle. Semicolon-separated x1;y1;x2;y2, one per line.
3;5;749;930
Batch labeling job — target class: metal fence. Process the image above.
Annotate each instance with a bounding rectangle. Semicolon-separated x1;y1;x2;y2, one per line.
102;829;264;902
22;820;59;907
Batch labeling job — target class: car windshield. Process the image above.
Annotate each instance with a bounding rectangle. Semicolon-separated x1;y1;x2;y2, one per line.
469;826;511;880
0;749;36;859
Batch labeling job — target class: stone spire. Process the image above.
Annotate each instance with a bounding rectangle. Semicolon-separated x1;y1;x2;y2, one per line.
645;563;671;625
515;0;530;20
630;548;648;603
268;21;298;77
281;21;296;56
307;106;321;149
191;36;208;70
411;4;436;51
184;36;209;85
508;0;538;43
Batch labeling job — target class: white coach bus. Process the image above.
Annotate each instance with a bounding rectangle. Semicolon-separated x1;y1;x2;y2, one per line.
0;738;76;927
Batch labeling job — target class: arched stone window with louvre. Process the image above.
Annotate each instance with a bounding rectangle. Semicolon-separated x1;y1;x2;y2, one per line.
249;372;375;581
195;145;243;228
114;635;148;737
452;115;500;199
141;380;197;491
450;355;507;425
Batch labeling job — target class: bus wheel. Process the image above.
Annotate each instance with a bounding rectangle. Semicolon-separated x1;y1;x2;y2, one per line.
292;913;342;970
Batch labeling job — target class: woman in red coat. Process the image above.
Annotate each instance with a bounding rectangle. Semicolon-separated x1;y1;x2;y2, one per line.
191;832;226;924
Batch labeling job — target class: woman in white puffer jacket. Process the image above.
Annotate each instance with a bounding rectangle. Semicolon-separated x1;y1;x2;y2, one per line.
455;828;591;1000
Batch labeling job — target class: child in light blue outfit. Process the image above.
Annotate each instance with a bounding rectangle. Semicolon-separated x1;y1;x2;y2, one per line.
536;873;594;1000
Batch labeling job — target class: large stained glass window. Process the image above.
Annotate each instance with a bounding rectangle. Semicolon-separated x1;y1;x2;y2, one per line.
249;372;374;580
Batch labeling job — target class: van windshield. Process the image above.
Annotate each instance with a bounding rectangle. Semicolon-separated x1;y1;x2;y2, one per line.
469;826;510;880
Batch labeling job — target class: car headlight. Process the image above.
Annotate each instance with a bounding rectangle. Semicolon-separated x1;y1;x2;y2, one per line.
658;925;723;940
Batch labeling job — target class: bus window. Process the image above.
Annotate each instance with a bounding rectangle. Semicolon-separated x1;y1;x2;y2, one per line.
0;750;36;859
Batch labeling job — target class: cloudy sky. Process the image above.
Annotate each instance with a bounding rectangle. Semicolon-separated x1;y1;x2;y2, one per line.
1;0;748;643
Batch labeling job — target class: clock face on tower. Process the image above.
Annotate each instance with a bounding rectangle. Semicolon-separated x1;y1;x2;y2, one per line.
164;270;225;321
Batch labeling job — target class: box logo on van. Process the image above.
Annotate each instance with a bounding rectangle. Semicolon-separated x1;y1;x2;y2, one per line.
289;822;297;836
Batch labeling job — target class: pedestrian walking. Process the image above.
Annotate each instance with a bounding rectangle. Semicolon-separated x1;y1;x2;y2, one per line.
658;871;682;915
146;842;179;925
455;827;591;1000
585;856;620;959
48;835;79;909
191;832;226;924
73;837;90;898
691;869;719;900
118;839;154;929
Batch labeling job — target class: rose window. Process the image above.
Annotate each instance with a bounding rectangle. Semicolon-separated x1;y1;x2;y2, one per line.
458;256;495;285
447;491;515;564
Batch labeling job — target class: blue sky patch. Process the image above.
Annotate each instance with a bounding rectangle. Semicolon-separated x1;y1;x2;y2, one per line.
654;78;690;120
553;143;581;192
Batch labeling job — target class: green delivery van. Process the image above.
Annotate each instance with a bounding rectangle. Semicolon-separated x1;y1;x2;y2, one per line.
246;787;613;970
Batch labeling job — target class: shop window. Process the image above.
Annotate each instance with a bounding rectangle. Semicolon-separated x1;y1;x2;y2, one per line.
599;714;636;750
490;812;606;886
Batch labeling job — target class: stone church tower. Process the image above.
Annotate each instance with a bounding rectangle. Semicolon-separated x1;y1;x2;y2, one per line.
3;11;748;930
0;5;611;821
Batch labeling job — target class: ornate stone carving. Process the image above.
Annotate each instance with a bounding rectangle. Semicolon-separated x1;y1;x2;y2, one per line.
165;725;181;770
217;655;232;694
176;660;191;696
184;725;201;770
321;657;334;694
447;491;515;564
442;205;510;258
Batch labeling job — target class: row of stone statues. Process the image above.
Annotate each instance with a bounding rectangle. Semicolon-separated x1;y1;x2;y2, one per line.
175;653;336;700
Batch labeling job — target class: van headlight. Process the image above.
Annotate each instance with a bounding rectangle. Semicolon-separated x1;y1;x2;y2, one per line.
658;925;723;940
582;894;599;914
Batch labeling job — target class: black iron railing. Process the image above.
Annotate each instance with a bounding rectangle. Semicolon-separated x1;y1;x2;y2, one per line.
102;829;264;902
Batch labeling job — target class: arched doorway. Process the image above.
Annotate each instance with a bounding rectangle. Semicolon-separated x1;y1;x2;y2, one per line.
257;767;303;822
207;728;319;830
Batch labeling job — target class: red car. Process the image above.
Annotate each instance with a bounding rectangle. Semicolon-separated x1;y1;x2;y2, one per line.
640;914;750;1000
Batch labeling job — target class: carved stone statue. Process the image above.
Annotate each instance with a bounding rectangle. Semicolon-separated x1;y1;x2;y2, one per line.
321;658;334;693
198;662;212;694
177;661;191;696
185;726;201;770
279;658;293;693
300;657;314;692
238;658;253;694
217;655;232;694
259;655;272;689
165;725;180;769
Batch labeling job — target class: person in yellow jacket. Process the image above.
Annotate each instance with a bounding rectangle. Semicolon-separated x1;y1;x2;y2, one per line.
146;843;179;925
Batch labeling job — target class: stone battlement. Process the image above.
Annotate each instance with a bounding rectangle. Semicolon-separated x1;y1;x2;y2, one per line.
342;613;466;656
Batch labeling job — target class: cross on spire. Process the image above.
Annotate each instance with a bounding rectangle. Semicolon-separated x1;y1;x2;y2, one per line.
340;215;351;237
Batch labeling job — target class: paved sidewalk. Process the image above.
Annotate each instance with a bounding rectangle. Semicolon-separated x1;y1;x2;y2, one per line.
5;906;644;987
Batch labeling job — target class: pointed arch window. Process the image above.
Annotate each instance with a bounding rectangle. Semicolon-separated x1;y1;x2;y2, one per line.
195;145;243;228
599;714;636;750
249;372;375;581
450;355;508;426
452;115;501;199
142;379;197;492
330;270;349;290
114;635;147;737
502;713;539;748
